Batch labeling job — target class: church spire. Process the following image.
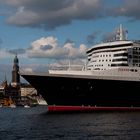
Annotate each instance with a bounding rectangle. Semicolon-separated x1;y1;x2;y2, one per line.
11;54;20;87
1;73;8;88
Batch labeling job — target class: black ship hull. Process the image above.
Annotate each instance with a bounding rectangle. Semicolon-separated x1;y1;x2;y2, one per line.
21;74;140;112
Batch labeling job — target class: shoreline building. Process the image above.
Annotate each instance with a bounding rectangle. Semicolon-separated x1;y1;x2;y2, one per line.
0;55;46;106
0;55;21;106
4;55;21;104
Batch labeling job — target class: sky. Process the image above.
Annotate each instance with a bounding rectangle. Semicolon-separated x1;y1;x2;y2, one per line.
0;0;140;83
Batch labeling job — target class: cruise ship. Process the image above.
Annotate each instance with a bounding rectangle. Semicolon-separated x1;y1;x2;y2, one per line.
21;25;140;112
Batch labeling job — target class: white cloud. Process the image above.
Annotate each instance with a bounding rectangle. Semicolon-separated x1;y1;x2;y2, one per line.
21;67;33;73
0;49;11;58
63;43;86;58
27;36;87;59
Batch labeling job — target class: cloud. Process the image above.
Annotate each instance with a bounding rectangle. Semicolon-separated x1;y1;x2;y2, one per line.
101;31;116;42
20;67;33;73
0;36;87;60
1;0;104;29
86;31;101;45
64;39;74;44
0;48;26;59
0;49;11;58
63;43;87;59
108;0;140;20
27;36;87;59
27;36;68;58
1;0;140;30
8;48;25;55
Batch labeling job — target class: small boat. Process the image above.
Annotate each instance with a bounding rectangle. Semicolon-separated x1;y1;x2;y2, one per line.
10;104;16;108
24;105;30;108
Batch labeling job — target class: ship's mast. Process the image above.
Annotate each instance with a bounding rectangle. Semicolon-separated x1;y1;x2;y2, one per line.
116;24;127;41
119;24;123;40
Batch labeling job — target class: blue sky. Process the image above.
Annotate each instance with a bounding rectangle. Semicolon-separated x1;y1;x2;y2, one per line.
0;0;140;82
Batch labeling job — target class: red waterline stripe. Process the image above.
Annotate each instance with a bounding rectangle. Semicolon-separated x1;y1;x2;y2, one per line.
48;105;140;112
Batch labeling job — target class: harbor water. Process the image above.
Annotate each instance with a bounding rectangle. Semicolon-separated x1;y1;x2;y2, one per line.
0;106;140;140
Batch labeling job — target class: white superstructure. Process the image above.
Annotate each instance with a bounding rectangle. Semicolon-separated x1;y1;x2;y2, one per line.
86;24;140;70
49;25;140;81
